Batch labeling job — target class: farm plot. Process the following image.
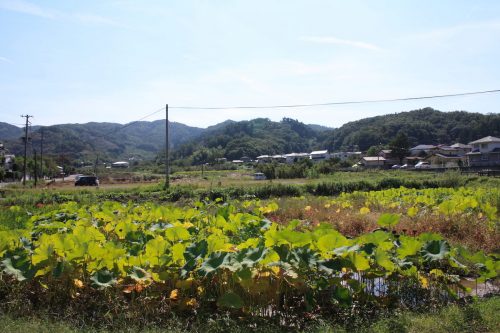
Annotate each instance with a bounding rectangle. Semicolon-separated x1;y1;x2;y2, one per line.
0;195;498;328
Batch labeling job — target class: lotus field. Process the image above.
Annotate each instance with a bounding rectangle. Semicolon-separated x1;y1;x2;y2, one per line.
0;187;499;324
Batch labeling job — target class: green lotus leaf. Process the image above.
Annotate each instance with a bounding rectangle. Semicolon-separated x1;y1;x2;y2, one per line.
198;252;229;277
418;232;443;242
374;248;395;272
1;255;34;281
397;236;423;259
422;240;450;261
184;240;208;262
90;270;117;289
317;231;349;253
333;286;352;305
236;247;267;267
129;266;151;282
318;258;353;275
165;226;191;242
359;230;391;246
348;252;370;271
377;213;400;228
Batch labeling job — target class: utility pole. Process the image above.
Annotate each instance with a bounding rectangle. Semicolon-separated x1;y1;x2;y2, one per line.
33;149;37;188
164;104;170;189
21;115;33;186
94;154;99;177
40;127;44;181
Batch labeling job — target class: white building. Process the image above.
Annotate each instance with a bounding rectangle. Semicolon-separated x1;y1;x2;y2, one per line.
284;153;310;163
111;161;130;168
310;150;330;162
331;151;362;161
466;136;500;167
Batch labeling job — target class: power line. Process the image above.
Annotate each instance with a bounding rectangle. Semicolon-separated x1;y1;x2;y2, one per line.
169;88;500;110
99;106;165;140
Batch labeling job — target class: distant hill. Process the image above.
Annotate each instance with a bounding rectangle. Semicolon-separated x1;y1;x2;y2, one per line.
0;122;23;141
323;108;500;151
2;108;497;163
2;120;203;162
172;118;333;162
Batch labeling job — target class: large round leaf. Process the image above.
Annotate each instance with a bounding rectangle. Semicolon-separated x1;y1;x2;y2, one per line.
422;240;450;261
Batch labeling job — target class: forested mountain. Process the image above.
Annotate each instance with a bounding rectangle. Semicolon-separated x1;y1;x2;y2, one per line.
172;118;332;163
1;120;203;162
2;108;498;164
324;108;500;151
0;122;23;141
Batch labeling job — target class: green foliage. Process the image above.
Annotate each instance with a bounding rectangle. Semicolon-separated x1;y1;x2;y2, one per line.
327;108;500;151
173;118;332;163
0;199;497;320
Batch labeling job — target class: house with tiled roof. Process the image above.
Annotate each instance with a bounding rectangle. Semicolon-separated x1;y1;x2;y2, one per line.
466;136;500;167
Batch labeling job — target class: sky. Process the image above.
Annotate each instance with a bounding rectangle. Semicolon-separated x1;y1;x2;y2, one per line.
1;0;500;129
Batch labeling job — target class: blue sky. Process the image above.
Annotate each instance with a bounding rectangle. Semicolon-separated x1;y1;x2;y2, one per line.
1;0;500;128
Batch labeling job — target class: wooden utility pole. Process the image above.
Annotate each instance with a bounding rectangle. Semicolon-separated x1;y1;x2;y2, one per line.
164;104;170;189
21;115;32;186
33;149;37;188
40;127;44;181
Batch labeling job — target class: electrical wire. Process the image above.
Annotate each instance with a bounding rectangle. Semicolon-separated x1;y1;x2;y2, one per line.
169;88;500;110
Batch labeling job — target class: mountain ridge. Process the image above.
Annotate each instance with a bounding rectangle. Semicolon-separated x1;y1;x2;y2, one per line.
1;108;499;163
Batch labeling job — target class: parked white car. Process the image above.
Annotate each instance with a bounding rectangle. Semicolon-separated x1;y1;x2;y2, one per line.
415;161;431;169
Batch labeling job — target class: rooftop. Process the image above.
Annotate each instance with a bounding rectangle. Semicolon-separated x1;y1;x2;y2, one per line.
469;136;500;145
410;145;437;150
450;143;472;149
310;150;328;155
362;156;386;161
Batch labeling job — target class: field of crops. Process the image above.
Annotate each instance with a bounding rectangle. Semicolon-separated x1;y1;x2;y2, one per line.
1;185;499;329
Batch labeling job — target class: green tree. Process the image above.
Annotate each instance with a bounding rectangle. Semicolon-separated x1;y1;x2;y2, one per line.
389;132;410;164
366;145;380;157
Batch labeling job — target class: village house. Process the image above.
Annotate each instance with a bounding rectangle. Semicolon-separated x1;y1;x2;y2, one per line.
359;156;386;168
272;155;286;163
310;150;330;162
424;154;465;168
331;151;362;161
256;155;273;163
466;136;500;167
378;149;399;166
420;143;471;168
284;153;310;164
409;144;438;156
111;161;130;168
240;156;252;163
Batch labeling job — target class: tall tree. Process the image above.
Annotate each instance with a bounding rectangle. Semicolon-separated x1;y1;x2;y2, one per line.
389;132;410;164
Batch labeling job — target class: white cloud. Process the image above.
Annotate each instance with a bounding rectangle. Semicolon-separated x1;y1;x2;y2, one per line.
74;14;120;27
0;0;57;19
0;56;13;64
300;36;382;51
0;0;120;27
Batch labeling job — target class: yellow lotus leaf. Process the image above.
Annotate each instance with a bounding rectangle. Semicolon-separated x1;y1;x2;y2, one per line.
359;207;370;215
74;279;84;289
419;276;429;289
169;289;179;300
184;298;198;308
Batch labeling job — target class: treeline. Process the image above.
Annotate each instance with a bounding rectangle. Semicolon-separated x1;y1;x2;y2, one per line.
329;108;500;151
171;118;332;165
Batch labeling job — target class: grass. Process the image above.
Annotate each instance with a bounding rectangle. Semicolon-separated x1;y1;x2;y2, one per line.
1;297;498;332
